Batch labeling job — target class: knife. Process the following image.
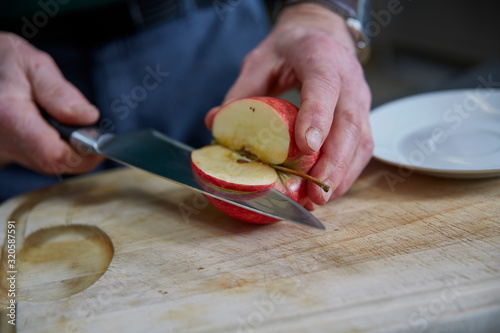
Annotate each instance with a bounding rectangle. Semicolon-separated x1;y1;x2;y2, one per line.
45;117;325;230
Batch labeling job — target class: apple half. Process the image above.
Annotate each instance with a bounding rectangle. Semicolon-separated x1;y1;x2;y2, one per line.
191;97;328;224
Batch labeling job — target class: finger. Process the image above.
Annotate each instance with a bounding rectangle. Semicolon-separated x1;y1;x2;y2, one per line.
205;69;292;131
205;62;297;130
309;120;373;204
222;48;279;104
303;197;318;211
1;97;103;174
306;84;371;205
205;48;279;131
327;123;374;200
26;50;99;125
306;128;356;205
305;93;361;204
291;35;341;155
29;109;104;174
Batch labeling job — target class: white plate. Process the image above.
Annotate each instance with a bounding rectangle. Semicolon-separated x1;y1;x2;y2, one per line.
370;89;500;178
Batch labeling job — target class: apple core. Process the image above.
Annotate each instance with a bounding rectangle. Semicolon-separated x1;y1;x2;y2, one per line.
212;99;291;165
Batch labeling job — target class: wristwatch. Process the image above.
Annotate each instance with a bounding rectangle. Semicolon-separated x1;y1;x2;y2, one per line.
280;0;370;64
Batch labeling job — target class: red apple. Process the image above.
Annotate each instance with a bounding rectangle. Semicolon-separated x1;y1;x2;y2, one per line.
191;97;325;224
191;145;277;193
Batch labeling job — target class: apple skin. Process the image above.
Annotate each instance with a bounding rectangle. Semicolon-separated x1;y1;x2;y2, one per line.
213;96;319;171
191;170;282;223
205;195;280;224
194;170;307;224
193;96;319;224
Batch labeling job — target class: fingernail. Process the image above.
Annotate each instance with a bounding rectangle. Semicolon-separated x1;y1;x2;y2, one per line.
322;180;333;202
306;127;322;152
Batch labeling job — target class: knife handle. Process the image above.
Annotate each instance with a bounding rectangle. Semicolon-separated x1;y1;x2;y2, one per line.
43;111;83;142
42;110;114;155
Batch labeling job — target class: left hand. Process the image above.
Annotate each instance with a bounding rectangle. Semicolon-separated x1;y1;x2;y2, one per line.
205;3;374;210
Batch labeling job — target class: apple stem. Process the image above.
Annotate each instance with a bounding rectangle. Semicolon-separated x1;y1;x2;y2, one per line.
271;165;330;192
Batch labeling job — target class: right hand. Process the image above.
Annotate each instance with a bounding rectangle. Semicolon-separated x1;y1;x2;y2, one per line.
0;32;103;174
206;4;373;209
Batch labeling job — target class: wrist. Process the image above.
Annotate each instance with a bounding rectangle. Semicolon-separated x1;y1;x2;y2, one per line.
279;0;370;64
277;3;357;55
281;0;358;19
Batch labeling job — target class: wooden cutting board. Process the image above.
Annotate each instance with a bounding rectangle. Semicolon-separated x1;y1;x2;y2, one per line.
0;160;499;332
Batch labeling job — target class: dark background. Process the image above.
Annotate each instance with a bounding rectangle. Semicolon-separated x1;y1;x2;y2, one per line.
364;0;500;107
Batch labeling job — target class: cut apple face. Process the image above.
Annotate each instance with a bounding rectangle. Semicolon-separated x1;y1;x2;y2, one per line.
191;145;277;192
212;98;290;165
191;96;327;224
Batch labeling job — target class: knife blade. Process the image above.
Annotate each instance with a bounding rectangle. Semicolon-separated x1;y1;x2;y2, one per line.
47;118;325;230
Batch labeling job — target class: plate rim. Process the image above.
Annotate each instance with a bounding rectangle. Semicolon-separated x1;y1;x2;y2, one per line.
369;88;500;178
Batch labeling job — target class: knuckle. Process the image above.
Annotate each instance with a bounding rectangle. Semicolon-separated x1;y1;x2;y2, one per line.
347;54;363;72
339;49;366;81
37;155;58;174
29;50;64;81
37;146;78;175
298;32;332;51
300;71;341;111
317;70;341;90
241;48;265;71
332;154;350;174
37;149;62;174
362;135;375;156
297;33;337;66
342;111;362;140
31;49;56;67
0;33;22;55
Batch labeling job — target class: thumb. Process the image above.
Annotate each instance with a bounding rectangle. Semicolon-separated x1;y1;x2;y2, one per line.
27;52;99;125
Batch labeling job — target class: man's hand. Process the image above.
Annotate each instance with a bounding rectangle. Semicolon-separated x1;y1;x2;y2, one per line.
206;4;373;209
0;32;103;174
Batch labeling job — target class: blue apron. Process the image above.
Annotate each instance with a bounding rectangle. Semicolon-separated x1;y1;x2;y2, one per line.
0;0;270;202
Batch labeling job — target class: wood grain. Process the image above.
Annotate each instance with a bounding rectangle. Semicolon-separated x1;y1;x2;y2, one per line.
0;160;499;333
